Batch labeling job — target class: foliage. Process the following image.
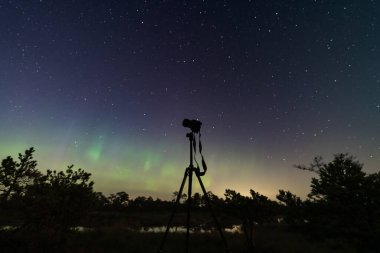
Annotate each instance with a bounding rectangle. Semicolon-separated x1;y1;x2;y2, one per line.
276;189;304;225
224;188;278;251
93;191;109;210
308;154;365;202
23;165;95;231
1;148;380;252
0;147;41;205
107;191;129;210
363;172;380;231
296;153;380;251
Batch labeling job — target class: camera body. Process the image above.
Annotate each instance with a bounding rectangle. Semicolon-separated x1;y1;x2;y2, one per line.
182;119;202;133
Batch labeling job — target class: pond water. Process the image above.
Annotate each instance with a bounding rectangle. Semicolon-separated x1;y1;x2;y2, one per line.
1;225;242;234
0;225;16;231
140;225;242;234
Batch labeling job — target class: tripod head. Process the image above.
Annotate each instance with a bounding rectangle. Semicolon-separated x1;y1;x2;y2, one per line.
182;118;202;133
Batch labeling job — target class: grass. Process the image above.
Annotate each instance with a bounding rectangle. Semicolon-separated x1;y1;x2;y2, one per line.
0;225;358;253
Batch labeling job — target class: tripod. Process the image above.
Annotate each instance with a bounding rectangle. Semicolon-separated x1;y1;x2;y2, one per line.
158;131;231;253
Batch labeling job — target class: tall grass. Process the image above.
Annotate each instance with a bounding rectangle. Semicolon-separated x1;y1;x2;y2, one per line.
0;225;357;253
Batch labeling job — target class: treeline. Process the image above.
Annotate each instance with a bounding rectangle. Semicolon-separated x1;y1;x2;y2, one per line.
1;148;380;252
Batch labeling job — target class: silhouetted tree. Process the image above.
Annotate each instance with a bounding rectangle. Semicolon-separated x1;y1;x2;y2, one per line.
363;172;380;232
131;196;147;208
202;190;224;207
172;191;188;204
93;191;109;210
0;147;41;206
224;189;254;251
108;191;129;210
151;197;172;211
23;165;95;232
249;189;277;223
276;189;303;225
296;154;376;238
192;192;202;208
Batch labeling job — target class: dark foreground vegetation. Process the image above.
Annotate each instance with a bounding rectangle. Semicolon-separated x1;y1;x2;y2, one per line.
1;148;379;252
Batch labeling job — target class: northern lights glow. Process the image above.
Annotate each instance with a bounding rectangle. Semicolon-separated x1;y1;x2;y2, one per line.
0;1;379;200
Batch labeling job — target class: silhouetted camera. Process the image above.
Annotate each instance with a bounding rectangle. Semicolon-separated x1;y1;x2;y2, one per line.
182;119;202;133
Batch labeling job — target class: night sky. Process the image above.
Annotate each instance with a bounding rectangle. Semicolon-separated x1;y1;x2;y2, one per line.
1;0;379;199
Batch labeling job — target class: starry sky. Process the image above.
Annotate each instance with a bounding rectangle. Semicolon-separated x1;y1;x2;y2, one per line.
0;0;379;199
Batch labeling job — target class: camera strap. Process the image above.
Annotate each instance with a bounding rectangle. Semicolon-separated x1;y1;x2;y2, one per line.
193;132;207;176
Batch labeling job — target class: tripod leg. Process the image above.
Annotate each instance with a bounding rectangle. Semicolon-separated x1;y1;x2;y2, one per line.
158;168;189;253
196;173;231;253
186;169;193;253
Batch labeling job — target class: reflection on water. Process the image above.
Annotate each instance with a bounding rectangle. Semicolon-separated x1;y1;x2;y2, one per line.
72;226;94;232
0;225;16;231
225;225;242;233
1;225;242;234
0;226;93;232
140;225;242;234
140;226;209;233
